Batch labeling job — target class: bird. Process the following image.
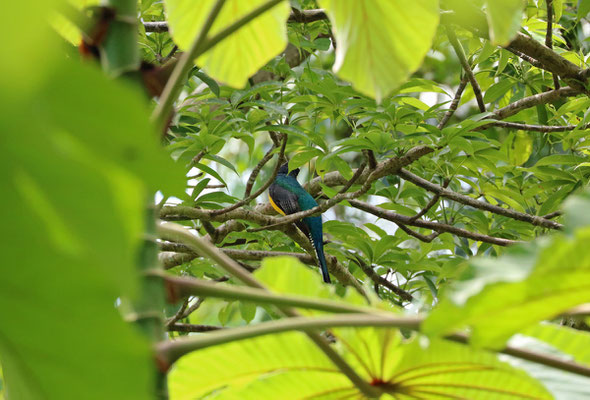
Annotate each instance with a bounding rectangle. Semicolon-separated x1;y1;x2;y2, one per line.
269;163;331;283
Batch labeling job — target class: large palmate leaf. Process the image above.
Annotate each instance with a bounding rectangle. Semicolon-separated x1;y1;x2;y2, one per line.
164;0;290;87
318;0;439;102
521;323;590;366
424;192;590;348
168;327;550;399
168;332;347;400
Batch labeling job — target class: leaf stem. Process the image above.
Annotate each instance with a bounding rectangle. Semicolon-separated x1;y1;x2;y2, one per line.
157;222;382;397
158;273;381;314
157;313;421;365
150;0;286;133
151;0;226;132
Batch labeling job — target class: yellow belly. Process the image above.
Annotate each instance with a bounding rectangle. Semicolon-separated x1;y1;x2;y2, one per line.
269;193;286;216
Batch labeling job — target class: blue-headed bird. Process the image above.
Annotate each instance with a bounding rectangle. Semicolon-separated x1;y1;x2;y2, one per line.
269;163;331;283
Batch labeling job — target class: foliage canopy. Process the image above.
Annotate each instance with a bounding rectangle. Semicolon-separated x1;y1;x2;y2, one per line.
3;0;590;399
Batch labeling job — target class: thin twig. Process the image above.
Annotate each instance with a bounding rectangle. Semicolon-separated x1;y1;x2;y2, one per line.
506;48;544;68
165;297;205;328
397;169;563;230
352;258;413;302
545;0;560;89
210;135;287;216
165;297;190;327
244;143;278;197
477;120;590;132
349;200;517;246
543;210;562;219
396;223;440;243
408;178;450;221
168;323;224;332
438;75;468;129
446;27;486;113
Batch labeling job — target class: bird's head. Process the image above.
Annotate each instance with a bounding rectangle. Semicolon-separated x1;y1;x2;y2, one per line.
278;163;300;177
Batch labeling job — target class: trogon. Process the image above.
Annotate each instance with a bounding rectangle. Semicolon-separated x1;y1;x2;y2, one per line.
269;163;331;283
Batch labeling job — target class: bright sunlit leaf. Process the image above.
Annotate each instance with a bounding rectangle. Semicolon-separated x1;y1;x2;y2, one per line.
318;0;439;102
164;0;290;87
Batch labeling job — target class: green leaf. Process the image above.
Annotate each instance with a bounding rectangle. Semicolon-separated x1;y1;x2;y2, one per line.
288;149;324;170
169;327;550;400
164;0;290;87
193;69;220;97
424;192;590;347
486;0;525;45
484;79;514;103
578;0;590;21
168;332;347;400
521;323;590;366
42;64;185;195
534;154;587;167
318;0;439;101
0;60;157;399
509;131;533;166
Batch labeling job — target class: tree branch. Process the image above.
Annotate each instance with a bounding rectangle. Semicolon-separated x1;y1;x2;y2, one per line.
143;9;329;33
160;242;315;264
491;87;579;120
348;199;518;246
397;169;563;230
352;257;413;302
545;0;560;90
244;143;278;198
438;75;469;129
248;146;433;232
479;121;590;133
210;134;287;216
446;27;486;113
150;0;226;132
409;178;449;221
168;323;223;332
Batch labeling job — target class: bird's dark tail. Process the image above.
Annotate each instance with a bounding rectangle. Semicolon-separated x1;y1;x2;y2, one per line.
304;216;331;284
314;240;331;284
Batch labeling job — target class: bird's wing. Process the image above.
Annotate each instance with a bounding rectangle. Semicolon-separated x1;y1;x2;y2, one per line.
269;183;301;216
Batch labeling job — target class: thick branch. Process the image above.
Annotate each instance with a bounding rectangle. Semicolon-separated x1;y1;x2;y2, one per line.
491;87;579;120
397;169;563;230
168;323;223;332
